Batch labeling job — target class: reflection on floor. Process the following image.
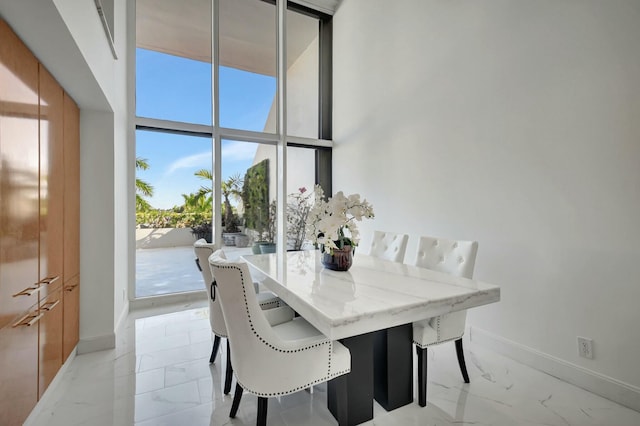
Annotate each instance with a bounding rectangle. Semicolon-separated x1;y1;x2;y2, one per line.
27;302;640;426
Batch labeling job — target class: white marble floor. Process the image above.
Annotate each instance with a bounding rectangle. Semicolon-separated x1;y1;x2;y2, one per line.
27;302;640;426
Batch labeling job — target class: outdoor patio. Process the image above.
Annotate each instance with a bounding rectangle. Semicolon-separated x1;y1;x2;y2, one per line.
135;244;253;298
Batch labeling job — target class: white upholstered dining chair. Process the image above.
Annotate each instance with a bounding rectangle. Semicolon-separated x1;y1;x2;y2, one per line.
412;235;478;407
209;253;351;426
368;230;409;263
193;239;281;394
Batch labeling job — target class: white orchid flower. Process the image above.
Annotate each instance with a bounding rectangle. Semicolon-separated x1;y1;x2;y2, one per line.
304;185;375;254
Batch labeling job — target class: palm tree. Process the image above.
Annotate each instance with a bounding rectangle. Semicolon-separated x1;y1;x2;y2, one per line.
136;157;154;212
181;192;212;214
221;173;244;232
194;170;243;232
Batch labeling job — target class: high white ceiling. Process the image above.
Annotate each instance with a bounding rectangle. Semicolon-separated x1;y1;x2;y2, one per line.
136;0;322;76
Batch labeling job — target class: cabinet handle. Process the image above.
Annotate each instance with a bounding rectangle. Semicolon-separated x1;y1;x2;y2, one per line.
12;312;44;327
39;276;60;286
65;284;79;292
13;285;43;298
12;276;60;298
40;299;60;312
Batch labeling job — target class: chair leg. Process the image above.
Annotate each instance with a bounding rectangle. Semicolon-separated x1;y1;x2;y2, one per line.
229;383;243;418
455;338;470;383
224;339;233;394
416;345;428;407
257;397;268;426
210;335;221;364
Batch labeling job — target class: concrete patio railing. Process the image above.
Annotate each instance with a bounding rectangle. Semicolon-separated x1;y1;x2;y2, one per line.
136;228;196;249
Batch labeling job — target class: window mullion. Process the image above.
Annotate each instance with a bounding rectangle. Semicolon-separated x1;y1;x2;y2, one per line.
276;0;287;261
212;0;222;247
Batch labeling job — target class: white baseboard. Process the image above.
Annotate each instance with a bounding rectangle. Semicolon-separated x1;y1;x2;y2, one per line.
129;289;206;311
23;346;77;426
77;332;116;354
115;299;130;335
469;326;640;413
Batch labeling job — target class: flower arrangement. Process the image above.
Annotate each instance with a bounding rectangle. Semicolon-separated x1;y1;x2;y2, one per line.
287;187;313;250
306;185;375;254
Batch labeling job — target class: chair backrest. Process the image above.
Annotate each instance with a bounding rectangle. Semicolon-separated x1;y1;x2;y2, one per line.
369;230;409;263
414;236;478;279
209;255;338;396
413;236;478;343
193;239;227;337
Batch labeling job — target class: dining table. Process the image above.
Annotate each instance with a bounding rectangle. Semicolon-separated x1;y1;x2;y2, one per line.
242;250;500;426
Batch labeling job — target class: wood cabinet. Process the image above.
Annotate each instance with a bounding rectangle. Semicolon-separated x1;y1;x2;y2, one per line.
0;18;80;425
0;17;41;426
63;93;80;361
38;64;65;397
0;306;39;426
38;288;63;399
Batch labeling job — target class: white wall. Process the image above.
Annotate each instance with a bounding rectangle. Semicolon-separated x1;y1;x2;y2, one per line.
286;36;319;140
79;110;116;351
0;0;130;352
257;35;320;201
333;0;640;407
111;0;131;334
54;0;130;350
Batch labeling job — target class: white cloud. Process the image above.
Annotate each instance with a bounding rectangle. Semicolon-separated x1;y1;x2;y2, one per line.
164;142;257;176
166;151;211;175
222;141;258;162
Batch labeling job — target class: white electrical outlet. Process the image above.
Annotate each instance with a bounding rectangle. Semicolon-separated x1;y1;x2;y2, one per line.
577;336;593;359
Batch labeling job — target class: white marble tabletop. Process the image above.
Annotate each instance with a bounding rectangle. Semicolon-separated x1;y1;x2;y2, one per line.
243;250;500;340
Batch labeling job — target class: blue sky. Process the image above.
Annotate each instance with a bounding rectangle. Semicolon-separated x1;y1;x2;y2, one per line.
136;48;275;209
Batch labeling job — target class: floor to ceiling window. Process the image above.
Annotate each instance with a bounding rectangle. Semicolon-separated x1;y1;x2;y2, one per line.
134;0;332;298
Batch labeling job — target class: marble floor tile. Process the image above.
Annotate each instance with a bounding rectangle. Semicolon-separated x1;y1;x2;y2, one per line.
26;302;640;426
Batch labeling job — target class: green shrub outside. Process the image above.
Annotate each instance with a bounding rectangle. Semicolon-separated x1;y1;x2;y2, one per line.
136;210;213;229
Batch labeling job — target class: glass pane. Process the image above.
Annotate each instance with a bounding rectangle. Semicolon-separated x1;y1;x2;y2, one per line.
220;139;277;257
286;146;316;250
219;0;276;132
287;10;319;139
136;0;212;124
219;139;255;254
135;130;212;297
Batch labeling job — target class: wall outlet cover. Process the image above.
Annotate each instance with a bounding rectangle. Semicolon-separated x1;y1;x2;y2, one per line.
577;336;594;359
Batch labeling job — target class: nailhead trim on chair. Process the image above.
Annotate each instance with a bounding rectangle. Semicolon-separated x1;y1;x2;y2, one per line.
198;244;278;338
234;364;351;398
413;334;464;349
214;263;350;397
413;311;465;349
194;244;229;340
258;300;280;309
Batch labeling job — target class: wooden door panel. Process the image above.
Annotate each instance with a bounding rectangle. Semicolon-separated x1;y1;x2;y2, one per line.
39;65;64;298
0;262;40;330
63;94;80;281
1;20;73;423
0;18;41;323
0;305;39;426
0;18;40;424
62;275;80;361
38;288;63;399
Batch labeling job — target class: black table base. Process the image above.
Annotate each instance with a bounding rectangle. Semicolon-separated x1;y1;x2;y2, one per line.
327;324;414;425
328;332;374;426
373;323;414;411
